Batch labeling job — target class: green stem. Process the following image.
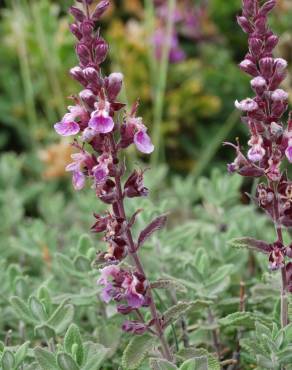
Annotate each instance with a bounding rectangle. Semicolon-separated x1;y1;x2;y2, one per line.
151;0;176;166
191;110;240;179
12;0;38;141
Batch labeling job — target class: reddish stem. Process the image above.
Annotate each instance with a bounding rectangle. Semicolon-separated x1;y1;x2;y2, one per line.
109;135;173;362
272;181;288;328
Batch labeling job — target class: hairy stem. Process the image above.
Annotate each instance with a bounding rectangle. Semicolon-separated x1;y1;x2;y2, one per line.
110;136;173;362
272;182;288;328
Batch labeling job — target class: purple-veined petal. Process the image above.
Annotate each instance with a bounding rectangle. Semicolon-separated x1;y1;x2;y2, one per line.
89;114;114;133
54;121;80;136
126;292;144;308
93;165;108;184
98;265;120;285
100;284;113;303
285;145;292;163
134;130;154;154
72;170;85;190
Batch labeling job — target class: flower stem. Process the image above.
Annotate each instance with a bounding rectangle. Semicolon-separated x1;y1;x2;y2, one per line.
272;182;288;328
110;136;173;362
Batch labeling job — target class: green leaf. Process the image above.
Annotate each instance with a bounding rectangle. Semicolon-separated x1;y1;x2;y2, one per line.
219;312;255;329
1;350;15;370
163;302;191;325
38;286;52;314
57;352;79;370
47;300;74;335
15;341;30;367
150;278;187;293
64;324;84;366
29;296;48;322
77;234;93;255
10;296;36;324
34;324;55;339
178;349;220;370
122;334;154;369
256;354;277;369
149;358;178;370
73;256;91;272
228;237;271;254
34;347;58;370
278;345;292;364
82;342;109;370
180;357;208;370
163;300;210;327
204;265;233;296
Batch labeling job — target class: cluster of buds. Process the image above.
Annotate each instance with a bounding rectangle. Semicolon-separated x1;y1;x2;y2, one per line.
153;0;208;63
226;0;292;314
55;2;171;353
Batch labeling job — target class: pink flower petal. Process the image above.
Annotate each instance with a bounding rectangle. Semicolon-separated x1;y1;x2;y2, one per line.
89;114;114;133
134;130;154;154
285;145;292;163
72;171;85;191
54;121;80;136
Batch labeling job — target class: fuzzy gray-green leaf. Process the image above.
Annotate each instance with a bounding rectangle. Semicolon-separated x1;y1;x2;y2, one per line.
122;334;154;369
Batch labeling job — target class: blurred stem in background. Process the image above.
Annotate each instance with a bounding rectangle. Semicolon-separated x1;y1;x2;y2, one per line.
31;1;65;119
191;110;240;180
11;0;38;144
145;0;176;166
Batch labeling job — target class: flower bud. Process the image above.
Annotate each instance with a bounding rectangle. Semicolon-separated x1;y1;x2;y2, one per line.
242;0;255;17
69;66;87;86
250;76;267;95
117;305;133;315
76;43;91;66
69;6;85;22
271;89;289;102
235;98;258;112
81;20;94;39
92;0;110;21
265;35;279;53
79;89;96;107
105;72;123;101
94;39;108;64
259;57;274;78
239;59;258;76
249;37;263;57
285;139;292;163
83;67;98;81
69;23;82;40
269;71;287;91
271;101;286;118
275;58;288;72
259;0;276;16
237;16;253;33
254;16;267;35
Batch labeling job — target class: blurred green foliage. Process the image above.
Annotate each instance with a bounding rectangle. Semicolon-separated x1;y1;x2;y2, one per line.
1;1;292;367
0;151;292;368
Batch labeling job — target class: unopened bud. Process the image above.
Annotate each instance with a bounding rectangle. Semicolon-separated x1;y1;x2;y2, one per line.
106;72;123;101
92;1;110;21
69;6;85;22
76;43;91;66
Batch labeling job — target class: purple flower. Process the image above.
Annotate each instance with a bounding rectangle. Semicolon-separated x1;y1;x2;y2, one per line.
93;164;109;184
89;103;114;133
235;98;258;112
285;139;292;163
134;130;154;154
153;28;185;64
66;152;92;191
122;321;147;335
97;266;148;309
271;89;289;102
54;105;85;136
